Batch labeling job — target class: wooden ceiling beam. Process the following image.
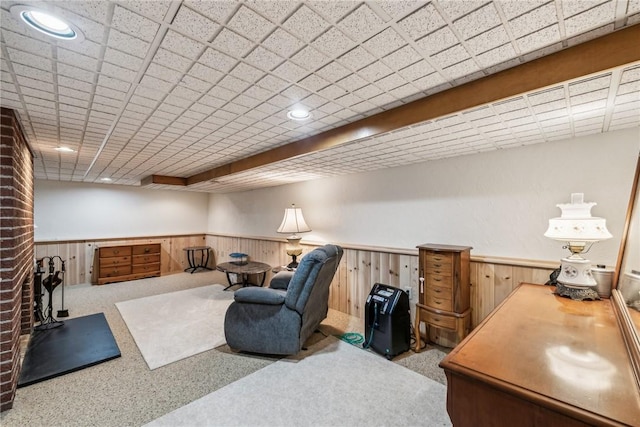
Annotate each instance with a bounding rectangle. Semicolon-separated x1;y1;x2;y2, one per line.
141;24;640;187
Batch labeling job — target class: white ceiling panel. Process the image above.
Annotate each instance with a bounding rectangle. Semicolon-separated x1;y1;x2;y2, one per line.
0;0;638;192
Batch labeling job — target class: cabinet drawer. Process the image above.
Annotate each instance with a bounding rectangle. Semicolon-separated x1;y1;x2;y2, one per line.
132;244;160;255
132;254;160;265
425;251;453;265
100;256;130;266
132;263;160;274
426;274;453;289
100;266;132;277
421;308;456;330
99;246;132;257
426;292;453;311
426;264;453;275
427;284;452;299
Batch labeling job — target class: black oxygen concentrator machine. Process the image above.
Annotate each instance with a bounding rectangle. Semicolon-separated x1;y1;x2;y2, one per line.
364;283;411;359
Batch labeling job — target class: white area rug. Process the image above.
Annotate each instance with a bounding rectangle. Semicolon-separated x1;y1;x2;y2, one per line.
146;336;451;426
116;284;234;370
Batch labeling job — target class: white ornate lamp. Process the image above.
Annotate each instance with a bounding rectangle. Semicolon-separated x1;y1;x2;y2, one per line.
544;193;612;300
277;204;311;268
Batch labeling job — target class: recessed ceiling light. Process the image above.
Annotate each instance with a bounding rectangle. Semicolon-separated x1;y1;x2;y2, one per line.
100;177;113;182
55;146;75;153
287;109;311;121
10;5;84;41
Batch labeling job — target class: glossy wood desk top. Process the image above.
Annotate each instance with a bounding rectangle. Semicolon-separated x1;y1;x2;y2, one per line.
440;283;640;426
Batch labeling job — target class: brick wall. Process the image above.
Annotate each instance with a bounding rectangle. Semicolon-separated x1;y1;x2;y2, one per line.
0;107;34;411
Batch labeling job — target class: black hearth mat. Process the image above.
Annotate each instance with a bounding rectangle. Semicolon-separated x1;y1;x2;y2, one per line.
18;312;121;387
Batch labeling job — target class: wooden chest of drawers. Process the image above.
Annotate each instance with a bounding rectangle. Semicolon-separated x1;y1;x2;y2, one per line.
97;243;161;285
415;243;472;350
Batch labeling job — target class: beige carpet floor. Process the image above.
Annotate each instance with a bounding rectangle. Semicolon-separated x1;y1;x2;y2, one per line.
0;271;450;427
147;336;451;426
116;284;233;369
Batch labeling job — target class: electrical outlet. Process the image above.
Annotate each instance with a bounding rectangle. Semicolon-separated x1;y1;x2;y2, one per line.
404;287;412;299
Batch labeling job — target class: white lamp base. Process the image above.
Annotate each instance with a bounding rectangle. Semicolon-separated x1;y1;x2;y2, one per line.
557;257;597;289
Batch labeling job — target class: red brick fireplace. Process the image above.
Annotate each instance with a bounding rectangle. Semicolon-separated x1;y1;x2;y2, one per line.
0;107;35;411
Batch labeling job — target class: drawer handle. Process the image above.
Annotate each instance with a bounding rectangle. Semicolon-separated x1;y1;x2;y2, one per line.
114;250;119;254
434;289;441;293
435;301;441;305
145;248;150;253
434;277;442;281
434;317;441;322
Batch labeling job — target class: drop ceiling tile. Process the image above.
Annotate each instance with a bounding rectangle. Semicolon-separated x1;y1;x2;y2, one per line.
430;44;470;69
413;71;448;91
262;28;306;58
179;74;212;93
388;83;421;99
283;5;330;43
245;0;297;23
139;74;174;92
509;3;558;38
516;24;561;54
56;63;94;83
415;26;459;57
147;62;182;84
162;30;206;59
397;3;445;40
354;84;384;100
103;47;144;72
101;62;138;83
312;27;354;56
299;73;330;91
453;2;500;40
564;1;616;36
290;45;330;71
55;9;105;43
121;0;175;21
339;46;376;71
381;45;422;70
437;0;490;20
6;48;51;72
112;5;159;42
398;60;435;82
183;0;237;24
108;29;151;58
358;60;393;82
17;75;54;92
256;74;289;92
243;46;282;71
228;5;275;42
188;63;223;84
318;85;348;100
498;0;548;19
151;48;193;73
337;3;386;41
476;43;517;68
171;5;220;41
2;30;52;57
617;81;640;96
199;47;238;73
335;73;368;90
273;60;308;82
465;25;510;55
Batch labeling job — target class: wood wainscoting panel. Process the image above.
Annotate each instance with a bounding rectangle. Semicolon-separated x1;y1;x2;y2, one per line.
36;234;557;345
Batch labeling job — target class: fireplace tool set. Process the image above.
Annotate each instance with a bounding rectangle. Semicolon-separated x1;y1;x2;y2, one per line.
34;256;68;330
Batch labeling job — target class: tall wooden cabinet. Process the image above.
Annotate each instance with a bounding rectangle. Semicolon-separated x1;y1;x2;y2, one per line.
415;243;472;350
97;243;161;285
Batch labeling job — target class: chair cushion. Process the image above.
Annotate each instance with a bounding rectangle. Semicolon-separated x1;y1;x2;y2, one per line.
270;271;294;290
233;287;286;305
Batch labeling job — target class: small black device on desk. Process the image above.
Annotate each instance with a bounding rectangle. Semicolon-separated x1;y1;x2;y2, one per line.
364;283;411;360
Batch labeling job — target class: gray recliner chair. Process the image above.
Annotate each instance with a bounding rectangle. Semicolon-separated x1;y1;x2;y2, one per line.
224;244;344;355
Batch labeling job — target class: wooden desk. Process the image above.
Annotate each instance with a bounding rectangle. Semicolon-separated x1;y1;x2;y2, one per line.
440;284;640;427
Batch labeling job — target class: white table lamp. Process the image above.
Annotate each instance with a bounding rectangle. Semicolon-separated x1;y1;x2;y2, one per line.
277;204;311;268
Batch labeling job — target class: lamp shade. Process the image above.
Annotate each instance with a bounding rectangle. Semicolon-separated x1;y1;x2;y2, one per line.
277;204;311;235
544;193;612;242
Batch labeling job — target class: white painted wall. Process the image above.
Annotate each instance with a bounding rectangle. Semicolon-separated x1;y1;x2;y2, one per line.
34;181;209;241
208;128;640;266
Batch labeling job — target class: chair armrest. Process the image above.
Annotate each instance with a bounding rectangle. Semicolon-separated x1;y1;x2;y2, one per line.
233;287;286;305
269;271;295;290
